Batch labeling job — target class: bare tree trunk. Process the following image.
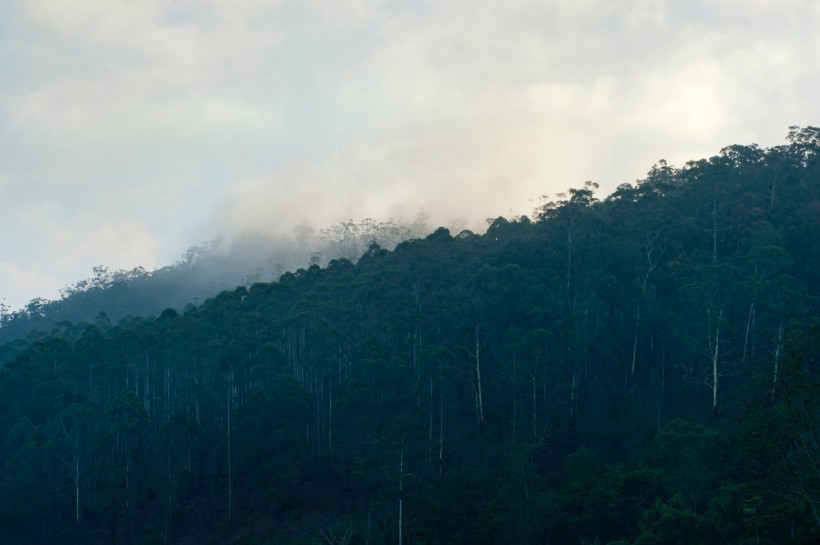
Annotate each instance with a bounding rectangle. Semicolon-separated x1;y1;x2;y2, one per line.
398;441;404;545
228;369;234;525
712;322;720;411
707;308;723;412
743;300;755;363
165;452;172;545
328;380;333;452
771;321;783;401
631;231;662;388
712;194;719;264
512;355;516;444
631;305;641;378
75;453;80;525
474;324;484;424
429;378;433;462
439;394;444;480
529;368;537;442
566;218;574;289
661;338;666;390
770;174;778;208
642;230;662;291
59;417;81;525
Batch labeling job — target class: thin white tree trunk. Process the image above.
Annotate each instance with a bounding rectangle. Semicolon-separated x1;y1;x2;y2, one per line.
512;355;516;444
772;321;783;401
631;305;641;377
75;454;80;525
59;417;81;525
429;378;433;461
439;394;444;480
529;369;537;442
708;308;723;411
398;442;404;545
228;369;233;524
712;195;719;263
475;324;484;423
743;300;755;363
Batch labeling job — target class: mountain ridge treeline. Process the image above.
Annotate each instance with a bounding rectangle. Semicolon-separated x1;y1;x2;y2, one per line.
0;214;431;347
0;127;818;544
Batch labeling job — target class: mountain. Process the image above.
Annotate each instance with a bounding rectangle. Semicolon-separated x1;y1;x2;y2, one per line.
0;127;818;544
0;215;430;347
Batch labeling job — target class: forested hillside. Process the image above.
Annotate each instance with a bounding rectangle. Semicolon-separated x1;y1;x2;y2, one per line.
0;215;429;346
0;127;819;544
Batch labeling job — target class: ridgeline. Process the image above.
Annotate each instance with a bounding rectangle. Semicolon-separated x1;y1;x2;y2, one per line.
0;127;818;544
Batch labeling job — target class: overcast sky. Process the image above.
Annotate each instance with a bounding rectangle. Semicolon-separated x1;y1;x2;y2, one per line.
1;0;819;310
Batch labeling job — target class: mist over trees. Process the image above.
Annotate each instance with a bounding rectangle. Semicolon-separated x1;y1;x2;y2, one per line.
0;127;818;544
0;214;431;346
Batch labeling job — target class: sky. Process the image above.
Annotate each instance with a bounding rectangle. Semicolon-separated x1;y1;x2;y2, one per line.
1;0;819;311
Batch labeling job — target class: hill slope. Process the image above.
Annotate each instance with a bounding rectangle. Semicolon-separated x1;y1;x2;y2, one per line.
0;128;818;544
0;215;430;346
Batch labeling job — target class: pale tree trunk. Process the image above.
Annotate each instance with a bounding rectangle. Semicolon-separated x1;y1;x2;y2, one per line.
707;308;723;412
712;194;719;264
467;324;484;424
631;305;641;378
476;324;484;423
165;452;172;545
328;380;333;452
567;231;572;288
512;355;517;444
429;378;433;462
633;231;662;383
227;369;234;525
59;417;81;525
770;174;778;208
319;524;353;545
742;300;755;363
528;368;537;442
771;321;783;401
75;453;80;525
439;394;444;481
642;231;662;292
398;441;404;545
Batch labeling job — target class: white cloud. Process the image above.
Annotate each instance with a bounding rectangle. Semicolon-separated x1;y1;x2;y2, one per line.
0;261;62;310
2;0;820;309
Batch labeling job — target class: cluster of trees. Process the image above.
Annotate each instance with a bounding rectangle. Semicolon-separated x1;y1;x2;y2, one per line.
0;215;431;346
0;128;818;544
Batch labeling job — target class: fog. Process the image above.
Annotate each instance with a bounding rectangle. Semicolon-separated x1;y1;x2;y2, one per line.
3;0;820;310
183;213;438;295
0;213;446;343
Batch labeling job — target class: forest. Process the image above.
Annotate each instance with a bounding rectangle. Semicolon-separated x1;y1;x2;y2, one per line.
0;215;431;346
0;127;818;544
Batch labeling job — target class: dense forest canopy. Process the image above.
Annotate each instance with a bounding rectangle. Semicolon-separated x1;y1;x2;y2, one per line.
0;127;818;544
0;214;431;346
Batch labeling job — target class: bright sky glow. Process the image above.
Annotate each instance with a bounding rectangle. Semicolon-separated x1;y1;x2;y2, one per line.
2;0;819;309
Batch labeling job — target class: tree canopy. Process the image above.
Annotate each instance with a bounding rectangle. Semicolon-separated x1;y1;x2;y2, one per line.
0;128;818;544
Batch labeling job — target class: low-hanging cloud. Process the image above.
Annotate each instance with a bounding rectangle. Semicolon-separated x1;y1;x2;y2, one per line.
2;0;820;309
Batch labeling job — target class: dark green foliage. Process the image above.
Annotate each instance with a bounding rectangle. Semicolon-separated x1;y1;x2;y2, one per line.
0;128;819;543
0;218;431;347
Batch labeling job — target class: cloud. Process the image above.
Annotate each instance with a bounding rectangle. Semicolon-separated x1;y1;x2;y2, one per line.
0;261;62;311
2;0;820;309
0;197;161;308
